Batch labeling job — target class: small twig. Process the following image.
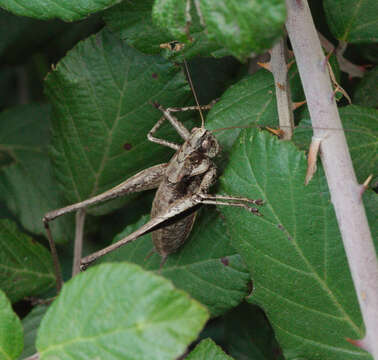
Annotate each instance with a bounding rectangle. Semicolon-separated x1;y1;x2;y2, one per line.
72;209;86;276
43;220;63;293
270;36;294;140
23;353;39;360
25;296;55;306
286;1;378;358
318;32;365;78
326;60;352;104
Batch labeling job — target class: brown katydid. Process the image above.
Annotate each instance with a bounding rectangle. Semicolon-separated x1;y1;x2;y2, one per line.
43;56;264;293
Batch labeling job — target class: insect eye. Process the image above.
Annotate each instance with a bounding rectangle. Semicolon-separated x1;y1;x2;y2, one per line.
202;139;210;151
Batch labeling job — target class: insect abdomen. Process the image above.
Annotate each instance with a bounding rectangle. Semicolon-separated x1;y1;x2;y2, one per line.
151;177;200;257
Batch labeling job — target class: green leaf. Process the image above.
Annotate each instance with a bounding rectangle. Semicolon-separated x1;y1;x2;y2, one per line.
152;0;192;39
19;305;48;359
0;0;123;21
187;338;234;360
0;289;23;360
354;43;378;64
206;70;278;152
101;208;250;317
105;0;224;59
198;0;286;60
293;105;378;184
0;220;55;303
0;8;73;64
36;263;209;359
0;203;12;219
152;0;286;60
364;191;378;255
324;0;378;43
205;65;303;153
0;67;16;109
206;65;302;153
0;104;74;242
224;303;282;360
186;57;242;105
0;8;102;65
218;128;370;359
104;0;173;54
45;29;190;214
354;67;378;108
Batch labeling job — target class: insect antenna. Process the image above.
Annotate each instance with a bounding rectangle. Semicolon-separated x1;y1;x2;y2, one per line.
212;123;365;135
183;59;205;128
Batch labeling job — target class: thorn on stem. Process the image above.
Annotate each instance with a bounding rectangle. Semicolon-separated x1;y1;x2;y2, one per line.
346;337;367;351
152;101;160;109
292;100;307;110
257;61;271;72
363;174;373;189
360;174;373;197
305;137;322;185
221;257;229;266
266;126;285;138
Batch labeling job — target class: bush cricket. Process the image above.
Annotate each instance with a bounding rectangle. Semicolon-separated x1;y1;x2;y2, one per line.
43;55;263;293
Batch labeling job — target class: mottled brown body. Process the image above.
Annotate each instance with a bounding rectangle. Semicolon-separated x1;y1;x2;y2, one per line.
151;181;198;257
152;127;218;257
43;100;262;291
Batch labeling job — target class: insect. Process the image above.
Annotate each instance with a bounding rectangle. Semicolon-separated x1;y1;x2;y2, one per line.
43;58;263;292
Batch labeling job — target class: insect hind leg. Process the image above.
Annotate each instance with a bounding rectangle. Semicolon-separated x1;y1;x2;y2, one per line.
43;163;168;293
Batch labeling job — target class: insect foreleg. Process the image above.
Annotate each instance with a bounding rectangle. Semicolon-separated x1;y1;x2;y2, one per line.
148;101;217;149
153;103;191;141
196;193;263;215
197;198;262;216
147;114;181;150
199;194;263;206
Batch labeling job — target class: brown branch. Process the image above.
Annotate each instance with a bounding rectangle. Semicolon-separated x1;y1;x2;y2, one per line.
285;1;378;358
270;36;294;139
